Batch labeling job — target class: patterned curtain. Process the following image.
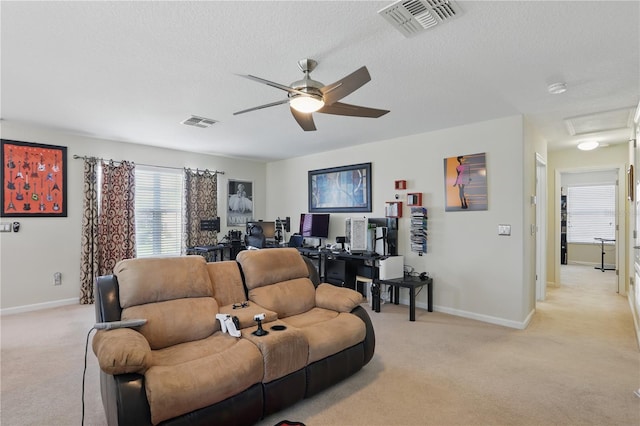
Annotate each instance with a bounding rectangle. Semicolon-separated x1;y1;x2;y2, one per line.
98;161;136;276
79;158;98;304
184;169;218;250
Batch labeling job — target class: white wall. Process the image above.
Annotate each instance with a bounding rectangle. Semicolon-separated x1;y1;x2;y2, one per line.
267;115;534;328
0;121;266;312
2;115;543;328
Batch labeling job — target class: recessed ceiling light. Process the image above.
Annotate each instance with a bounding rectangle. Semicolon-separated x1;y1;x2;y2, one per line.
577;141;599;151
548;82;567;95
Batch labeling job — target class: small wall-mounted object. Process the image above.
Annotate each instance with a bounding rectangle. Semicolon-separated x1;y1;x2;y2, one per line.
385;201;403;218
407;192;422;206
394;180;407;190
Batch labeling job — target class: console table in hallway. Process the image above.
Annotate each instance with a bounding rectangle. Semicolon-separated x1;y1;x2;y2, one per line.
373;275;433;321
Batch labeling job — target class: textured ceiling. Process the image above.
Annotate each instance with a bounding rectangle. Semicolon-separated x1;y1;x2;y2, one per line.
1;1;639;161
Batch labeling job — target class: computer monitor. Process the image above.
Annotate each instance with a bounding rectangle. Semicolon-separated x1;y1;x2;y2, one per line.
247;221;276;239
299;213;330;238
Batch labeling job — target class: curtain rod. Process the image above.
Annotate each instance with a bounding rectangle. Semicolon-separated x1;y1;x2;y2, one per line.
72;155;225;175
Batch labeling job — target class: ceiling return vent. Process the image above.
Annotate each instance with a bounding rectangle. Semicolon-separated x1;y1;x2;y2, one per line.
378;0;462;38
181;115;218;128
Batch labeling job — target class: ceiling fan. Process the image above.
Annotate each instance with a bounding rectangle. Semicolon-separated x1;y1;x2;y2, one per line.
233;59;390;131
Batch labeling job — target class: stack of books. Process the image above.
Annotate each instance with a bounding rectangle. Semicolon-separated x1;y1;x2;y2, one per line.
410;207;427;254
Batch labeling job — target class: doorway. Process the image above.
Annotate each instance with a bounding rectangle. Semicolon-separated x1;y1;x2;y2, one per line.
555;167;624;294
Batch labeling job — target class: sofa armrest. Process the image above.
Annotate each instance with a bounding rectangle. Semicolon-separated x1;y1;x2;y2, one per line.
315;283;364;312
93;328;152;375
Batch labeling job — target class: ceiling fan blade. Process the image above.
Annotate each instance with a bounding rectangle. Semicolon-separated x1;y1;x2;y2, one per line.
318;101;389;118
320;66;371;105
237;74;309;97
290;107;316;131
233;99;290;115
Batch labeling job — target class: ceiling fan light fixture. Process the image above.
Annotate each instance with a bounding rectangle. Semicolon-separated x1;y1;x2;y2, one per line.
577;140;599;151
290;95;325;113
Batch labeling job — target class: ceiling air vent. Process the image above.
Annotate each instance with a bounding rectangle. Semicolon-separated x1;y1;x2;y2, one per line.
181;115;218;128
378;0;462;38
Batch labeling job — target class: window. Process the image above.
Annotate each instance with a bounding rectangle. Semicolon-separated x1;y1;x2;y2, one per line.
567;185;615;243
135;166;183;257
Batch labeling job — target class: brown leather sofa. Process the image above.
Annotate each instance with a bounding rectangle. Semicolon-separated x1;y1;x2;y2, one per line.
93;248;375;425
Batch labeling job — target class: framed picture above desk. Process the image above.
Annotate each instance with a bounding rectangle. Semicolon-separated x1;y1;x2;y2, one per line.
308;162;372;213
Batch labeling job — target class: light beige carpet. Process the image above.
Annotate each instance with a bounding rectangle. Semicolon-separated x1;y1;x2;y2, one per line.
1;264;638;425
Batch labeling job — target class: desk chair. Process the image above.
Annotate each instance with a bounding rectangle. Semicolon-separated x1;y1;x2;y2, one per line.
245;224;266;249
288;234;304;248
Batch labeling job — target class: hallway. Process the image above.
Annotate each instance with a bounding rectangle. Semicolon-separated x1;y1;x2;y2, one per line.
541;264;635;350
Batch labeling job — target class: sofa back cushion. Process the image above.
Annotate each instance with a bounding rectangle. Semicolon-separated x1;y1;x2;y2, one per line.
236;248;309;289
236;248;315;318
114;256;218;349
249;278;316;318
115;256;213;308
206;261;247;306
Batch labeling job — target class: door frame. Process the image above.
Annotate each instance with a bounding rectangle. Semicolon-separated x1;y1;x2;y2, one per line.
554;165;625;294
536;153;547;301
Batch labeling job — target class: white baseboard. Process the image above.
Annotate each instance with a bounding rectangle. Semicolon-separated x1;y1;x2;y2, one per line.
433;304;531;329
390;296;532;329
0;298;78;316
628;295;640;351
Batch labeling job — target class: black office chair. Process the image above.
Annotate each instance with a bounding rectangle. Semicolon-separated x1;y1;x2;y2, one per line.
245;224;266;249
288;234;304;248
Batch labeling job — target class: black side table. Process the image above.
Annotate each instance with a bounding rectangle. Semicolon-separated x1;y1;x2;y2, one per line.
373;276;433;321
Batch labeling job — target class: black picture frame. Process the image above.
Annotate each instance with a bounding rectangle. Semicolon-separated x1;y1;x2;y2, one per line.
308;162;372;213
1;139;68;217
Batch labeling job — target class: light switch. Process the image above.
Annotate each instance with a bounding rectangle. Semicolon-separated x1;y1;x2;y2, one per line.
0;222;12;232
498;224;511;236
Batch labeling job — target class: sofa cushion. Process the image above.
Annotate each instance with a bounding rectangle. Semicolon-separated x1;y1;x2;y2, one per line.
114;256;218;350
122;297;219;350
241;321;308;383
248;277;316;318
282;309;366;363
236;248;309;290
115;256;212;308
218;302;278;329
144;336;263;424
206;261;247;306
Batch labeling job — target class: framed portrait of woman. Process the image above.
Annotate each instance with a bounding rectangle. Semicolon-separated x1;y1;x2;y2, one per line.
227;179;253;226
443;152;488;212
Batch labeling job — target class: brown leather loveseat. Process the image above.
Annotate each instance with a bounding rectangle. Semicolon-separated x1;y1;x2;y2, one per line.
92;248;375;425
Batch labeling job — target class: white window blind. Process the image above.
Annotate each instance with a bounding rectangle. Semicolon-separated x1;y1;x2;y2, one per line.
567;185;615;243
135;166;183;257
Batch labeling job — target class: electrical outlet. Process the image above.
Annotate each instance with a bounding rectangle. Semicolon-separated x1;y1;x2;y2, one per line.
54;272;62;286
